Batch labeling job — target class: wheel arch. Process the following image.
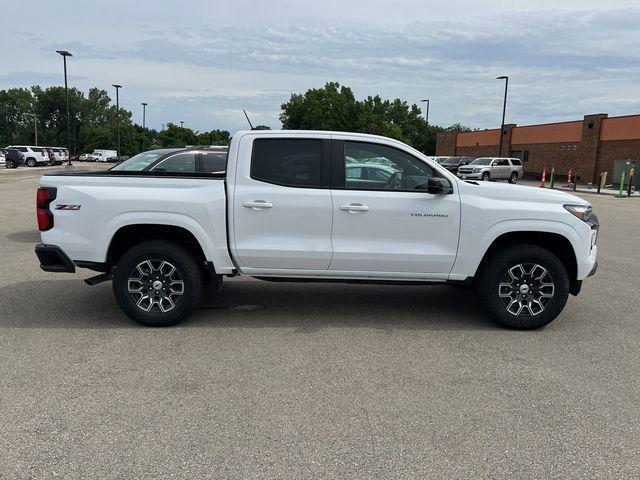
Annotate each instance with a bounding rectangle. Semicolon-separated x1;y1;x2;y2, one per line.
106;223;208;270
475;230;579;294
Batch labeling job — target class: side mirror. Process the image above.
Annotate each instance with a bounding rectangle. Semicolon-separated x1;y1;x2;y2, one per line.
427;177;452;195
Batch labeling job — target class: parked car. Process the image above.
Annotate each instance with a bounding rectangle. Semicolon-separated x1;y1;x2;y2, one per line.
0;149;5;167
35;132;597;330
78;154;95;162
432;156;452;164
48;147;68;165
3;148;24;168
6;145;49;167
438;156;475;174
457;157;523;183
92;149;118;162
345;163;397;186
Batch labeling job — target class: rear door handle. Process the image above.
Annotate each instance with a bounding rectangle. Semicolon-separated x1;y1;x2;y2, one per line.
339;203;370;213
243;200;273;210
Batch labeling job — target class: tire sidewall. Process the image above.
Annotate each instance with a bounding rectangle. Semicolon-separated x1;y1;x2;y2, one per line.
509;173;518;184
478;245;569;329
113;241;203;327
482;172;490;181
27;158;36;167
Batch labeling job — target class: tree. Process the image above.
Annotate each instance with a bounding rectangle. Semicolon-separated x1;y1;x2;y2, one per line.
280;82;451;154
0;88;34;145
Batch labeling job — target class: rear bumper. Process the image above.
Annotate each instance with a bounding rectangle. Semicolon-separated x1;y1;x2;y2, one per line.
35;244;76;273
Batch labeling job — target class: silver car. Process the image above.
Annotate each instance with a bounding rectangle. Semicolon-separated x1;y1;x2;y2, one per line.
456;157;524;183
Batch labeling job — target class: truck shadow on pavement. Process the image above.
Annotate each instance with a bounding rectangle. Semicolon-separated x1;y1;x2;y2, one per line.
0;278;495;331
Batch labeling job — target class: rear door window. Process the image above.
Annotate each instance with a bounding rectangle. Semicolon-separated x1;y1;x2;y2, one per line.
251;138;323;187
510;159;522;166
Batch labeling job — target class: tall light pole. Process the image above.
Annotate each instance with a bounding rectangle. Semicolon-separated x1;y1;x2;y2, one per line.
496;76;509;156
29;113;38;146
420;99;430;154
56;50;73;165
420;99;430;127
112;84;122;155
141;102;147;151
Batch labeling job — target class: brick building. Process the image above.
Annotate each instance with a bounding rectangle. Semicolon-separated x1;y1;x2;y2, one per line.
436;113;640;182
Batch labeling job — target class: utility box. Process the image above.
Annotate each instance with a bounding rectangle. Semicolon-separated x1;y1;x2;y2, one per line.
612;160;640;188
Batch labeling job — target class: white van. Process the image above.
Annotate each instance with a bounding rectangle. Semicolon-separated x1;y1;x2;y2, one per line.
92;149;118;162
6;145;50;167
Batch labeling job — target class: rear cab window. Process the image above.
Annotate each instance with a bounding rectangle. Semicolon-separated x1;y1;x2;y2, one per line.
201;150;228;174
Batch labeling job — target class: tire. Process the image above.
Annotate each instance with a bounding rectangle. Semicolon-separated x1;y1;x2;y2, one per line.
509;172;518;184
112;240;203;327
26;158;37;167
476;244;569;329
482;172;490;181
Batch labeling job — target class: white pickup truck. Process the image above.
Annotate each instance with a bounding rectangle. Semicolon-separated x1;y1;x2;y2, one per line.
35;131;598;329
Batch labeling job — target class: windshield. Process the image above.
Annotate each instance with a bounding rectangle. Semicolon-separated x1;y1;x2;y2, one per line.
440;157;459;165
470;158;492;165
111;149;178;171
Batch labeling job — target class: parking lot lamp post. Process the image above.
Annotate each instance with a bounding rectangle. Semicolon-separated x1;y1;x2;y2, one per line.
180;121;184;129
142;102;147;151
496;76;509;156
420;98;430;153
56;50;73;165
420;99;430;127
29;113;38;146
112;84;122;155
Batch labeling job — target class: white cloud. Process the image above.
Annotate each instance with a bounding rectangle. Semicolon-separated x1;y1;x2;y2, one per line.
1;1;639;131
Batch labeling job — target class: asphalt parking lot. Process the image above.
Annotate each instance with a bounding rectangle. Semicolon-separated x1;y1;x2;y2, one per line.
1;166;639;479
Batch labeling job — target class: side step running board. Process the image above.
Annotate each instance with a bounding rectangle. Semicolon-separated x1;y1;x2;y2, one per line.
84;273;113;286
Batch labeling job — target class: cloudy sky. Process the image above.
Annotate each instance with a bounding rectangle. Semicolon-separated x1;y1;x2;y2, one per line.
1;0;639;133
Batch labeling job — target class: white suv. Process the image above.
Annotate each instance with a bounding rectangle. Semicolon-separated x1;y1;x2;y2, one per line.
6;145;50;167
457;157;524;183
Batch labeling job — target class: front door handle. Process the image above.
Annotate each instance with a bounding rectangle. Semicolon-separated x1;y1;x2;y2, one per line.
340;203;370;213
243;200;273;210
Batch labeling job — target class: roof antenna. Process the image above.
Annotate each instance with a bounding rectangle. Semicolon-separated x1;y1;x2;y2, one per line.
243;110;254;130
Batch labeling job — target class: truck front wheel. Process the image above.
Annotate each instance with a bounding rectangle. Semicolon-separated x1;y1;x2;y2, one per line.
477;244;569;329
113;240;203;327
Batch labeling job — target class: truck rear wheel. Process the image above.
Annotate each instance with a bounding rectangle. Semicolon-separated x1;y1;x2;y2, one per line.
509;172;518;184
112;240;203;327
477;244;569;329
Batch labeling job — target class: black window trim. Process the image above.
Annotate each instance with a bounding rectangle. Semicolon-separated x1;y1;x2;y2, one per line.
249;137;331;189
330;139;448;193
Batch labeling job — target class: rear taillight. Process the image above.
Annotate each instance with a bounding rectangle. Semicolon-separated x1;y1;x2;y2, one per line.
36;187;57;231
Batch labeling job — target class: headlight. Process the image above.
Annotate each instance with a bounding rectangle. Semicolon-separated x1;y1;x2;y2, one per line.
564;204;592;222
473;168;481;173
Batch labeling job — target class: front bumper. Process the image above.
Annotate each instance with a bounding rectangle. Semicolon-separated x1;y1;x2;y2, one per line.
457;172;482;180
35;244;76;273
